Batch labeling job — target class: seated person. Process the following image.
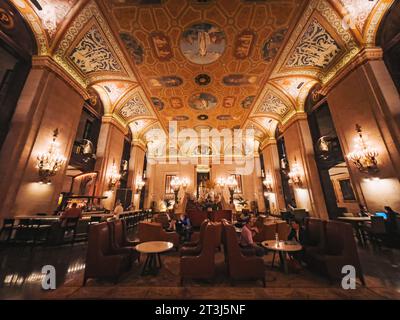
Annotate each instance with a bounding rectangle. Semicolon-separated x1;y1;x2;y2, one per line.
235;210;251;228
176;214;192;242
384;206;400;234
60;203;82;226
239;218;264;257
287;219;305;244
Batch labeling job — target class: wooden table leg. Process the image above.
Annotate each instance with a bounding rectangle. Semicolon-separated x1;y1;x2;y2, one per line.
279;251;289;274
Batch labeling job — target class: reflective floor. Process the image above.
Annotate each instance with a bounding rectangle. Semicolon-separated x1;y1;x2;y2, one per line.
0;242;400;300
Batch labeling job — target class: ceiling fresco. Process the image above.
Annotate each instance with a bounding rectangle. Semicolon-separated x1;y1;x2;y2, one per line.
8;0;395;143
102;0;305;131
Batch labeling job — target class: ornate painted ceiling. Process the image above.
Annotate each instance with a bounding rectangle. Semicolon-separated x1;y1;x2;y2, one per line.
8;0;395;142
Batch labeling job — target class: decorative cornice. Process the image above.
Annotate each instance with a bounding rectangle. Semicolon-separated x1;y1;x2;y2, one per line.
281;112;308;133
101;115;128;135
260;138;277;152
132;138;147;152
32;56;89;99
320;47;383;95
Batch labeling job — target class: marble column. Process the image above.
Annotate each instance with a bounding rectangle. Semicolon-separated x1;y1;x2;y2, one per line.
127;139;146;210
282;115;329;219
327;56;400;212
0;60;84;217
260;139;286;214
94;117;126;210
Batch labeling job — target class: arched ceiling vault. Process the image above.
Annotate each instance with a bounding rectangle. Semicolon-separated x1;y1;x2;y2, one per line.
9;0;395;142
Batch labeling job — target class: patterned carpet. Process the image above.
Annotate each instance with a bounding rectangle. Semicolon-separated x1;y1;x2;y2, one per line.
40;249;400;300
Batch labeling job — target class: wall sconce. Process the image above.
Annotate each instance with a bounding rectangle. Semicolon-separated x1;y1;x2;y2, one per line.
346;124;379;174
226;175;238;204
216;177;226;188
263;170;273;193
170;176;182;204
136;177;145;194
108;159;121;190
288;157;302;187
36;129;65;184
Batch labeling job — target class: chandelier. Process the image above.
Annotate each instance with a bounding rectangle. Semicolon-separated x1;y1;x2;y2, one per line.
263;170;273;193
346;124;379;174
288;157;302;187
108;159;121;189
36;129;65;184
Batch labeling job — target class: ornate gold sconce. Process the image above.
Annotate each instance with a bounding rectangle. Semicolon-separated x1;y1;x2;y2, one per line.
346;124;379;174
36;129;65;184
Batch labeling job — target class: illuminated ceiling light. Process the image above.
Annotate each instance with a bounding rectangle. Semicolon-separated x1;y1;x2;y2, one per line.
346;124;379;174
36;129;66;184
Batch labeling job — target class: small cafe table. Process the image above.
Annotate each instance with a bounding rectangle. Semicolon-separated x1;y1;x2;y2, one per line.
135;241;173;276
262;240;302;274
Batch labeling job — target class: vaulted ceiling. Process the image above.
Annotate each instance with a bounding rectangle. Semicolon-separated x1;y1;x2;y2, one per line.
9;0;395;143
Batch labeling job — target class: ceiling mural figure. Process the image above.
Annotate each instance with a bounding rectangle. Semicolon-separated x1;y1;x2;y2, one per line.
119;32;144;65
189;93;218;111
180;23;226;65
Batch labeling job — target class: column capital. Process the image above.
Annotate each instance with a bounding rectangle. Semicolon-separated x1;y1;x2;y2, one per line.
101;115;129;135
321;47;384;96
281;112;308;133
131;138;147;152
260;138;277;152
32;56;88;100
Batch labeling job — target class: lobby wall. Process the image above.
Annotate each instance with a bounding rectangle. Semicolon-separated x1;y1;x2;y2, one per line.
327;60;400;213
0;67;84;217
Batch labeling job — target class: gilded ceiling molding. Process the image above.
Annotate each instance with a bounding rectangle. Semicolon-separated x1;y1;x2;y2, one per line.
319;47;384;95
53;0;135;88
280;112;308;133
270;0;360;85
363;0;395;46
101;115;129;135
10;0;49;55
260;137;278;152
32;56;89;99
251;84;295;122
113;87;157;125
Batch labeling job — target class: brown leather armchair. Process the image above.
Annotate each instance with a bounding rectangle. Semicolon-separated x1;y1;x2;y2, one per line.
314;220;365;285
211;210;232;222
303;218;326;268
107;220;140;263
153;213;170;229
188;210;208;228
222;221;265;287
180;219;209;256
138;221;179;248
180;223;220;285
83;222;131;285
253;223;277;243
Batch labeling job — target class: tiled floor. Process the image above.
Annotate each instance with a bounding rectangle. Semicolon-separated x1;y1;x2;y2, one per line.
0;242;400;300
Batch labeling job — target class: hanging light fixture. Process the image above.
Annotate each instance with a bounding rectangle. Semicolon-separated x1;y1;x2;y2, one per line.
108;159;121;189
36;129;66;184
288;157;302;187
263;170;273;193
216;177;226;187
346;124;379;174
